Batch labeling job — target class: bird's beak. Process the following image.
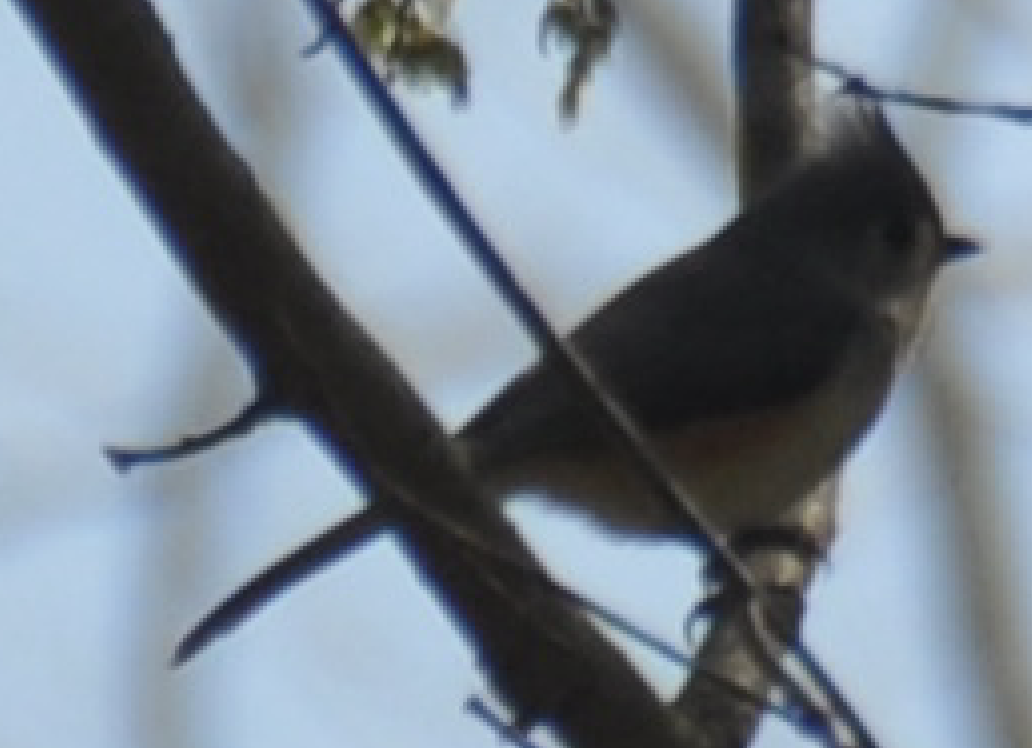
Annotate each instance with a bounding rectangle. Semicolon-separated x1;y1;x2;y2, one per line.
943;235;982;263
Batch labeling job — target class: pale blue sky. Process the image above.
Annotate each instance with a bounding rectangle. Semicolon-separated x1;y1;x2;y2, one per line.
2;2;1031;747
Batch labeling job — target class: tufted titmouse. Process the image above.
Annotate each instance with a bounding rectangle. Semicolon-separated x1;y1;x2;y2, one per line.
459;100;977;542
165;99;977;665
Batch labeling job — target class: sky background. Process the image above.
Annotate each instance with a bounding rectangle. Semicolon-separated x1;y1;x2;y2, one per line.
3;1;1032;747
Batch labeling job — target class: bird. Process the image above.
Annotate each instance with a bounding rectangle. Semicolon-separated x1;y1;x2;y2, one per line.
457;100;977;543
166;99;979;666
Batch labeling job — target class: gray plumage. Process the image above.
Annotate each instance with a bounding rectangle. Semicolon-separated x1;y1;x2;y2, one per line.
458;101;974;539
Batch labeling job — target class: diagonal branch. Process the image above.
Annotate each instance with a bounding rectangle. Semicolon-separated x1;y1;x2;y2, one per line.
302;6;871;745
10;0;697;745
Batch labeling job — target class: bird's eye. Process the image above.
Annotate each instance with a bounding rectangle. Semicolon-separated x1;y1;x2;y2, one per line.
881;213;915;253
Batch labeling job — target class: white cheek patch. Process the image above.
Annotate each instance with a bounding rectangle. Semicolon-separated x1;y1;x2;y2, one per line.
880;290;933;365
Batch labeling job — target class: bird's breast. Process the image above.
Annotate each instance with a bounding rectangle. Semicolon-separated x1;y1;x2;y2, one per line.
479;328;898;540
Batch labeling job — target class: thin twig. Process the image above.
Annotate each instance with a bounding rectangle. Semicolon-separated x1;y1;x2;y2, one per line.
300;0;756;639
813;56;1032;125
104;395;279;471
302;1;875;745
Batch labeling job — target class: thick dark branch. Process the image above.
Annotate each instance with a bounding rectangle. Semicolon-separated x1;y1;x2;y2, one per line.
11;0;695;744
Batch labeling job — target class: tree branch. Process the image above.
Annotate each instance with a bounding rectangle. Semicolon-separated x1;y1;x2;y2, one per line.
11;0;696;745
673;2;852;746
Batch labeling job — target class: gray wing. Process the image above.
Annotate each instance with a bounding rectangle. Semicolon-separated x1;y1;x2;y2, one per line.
462;226;866;472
